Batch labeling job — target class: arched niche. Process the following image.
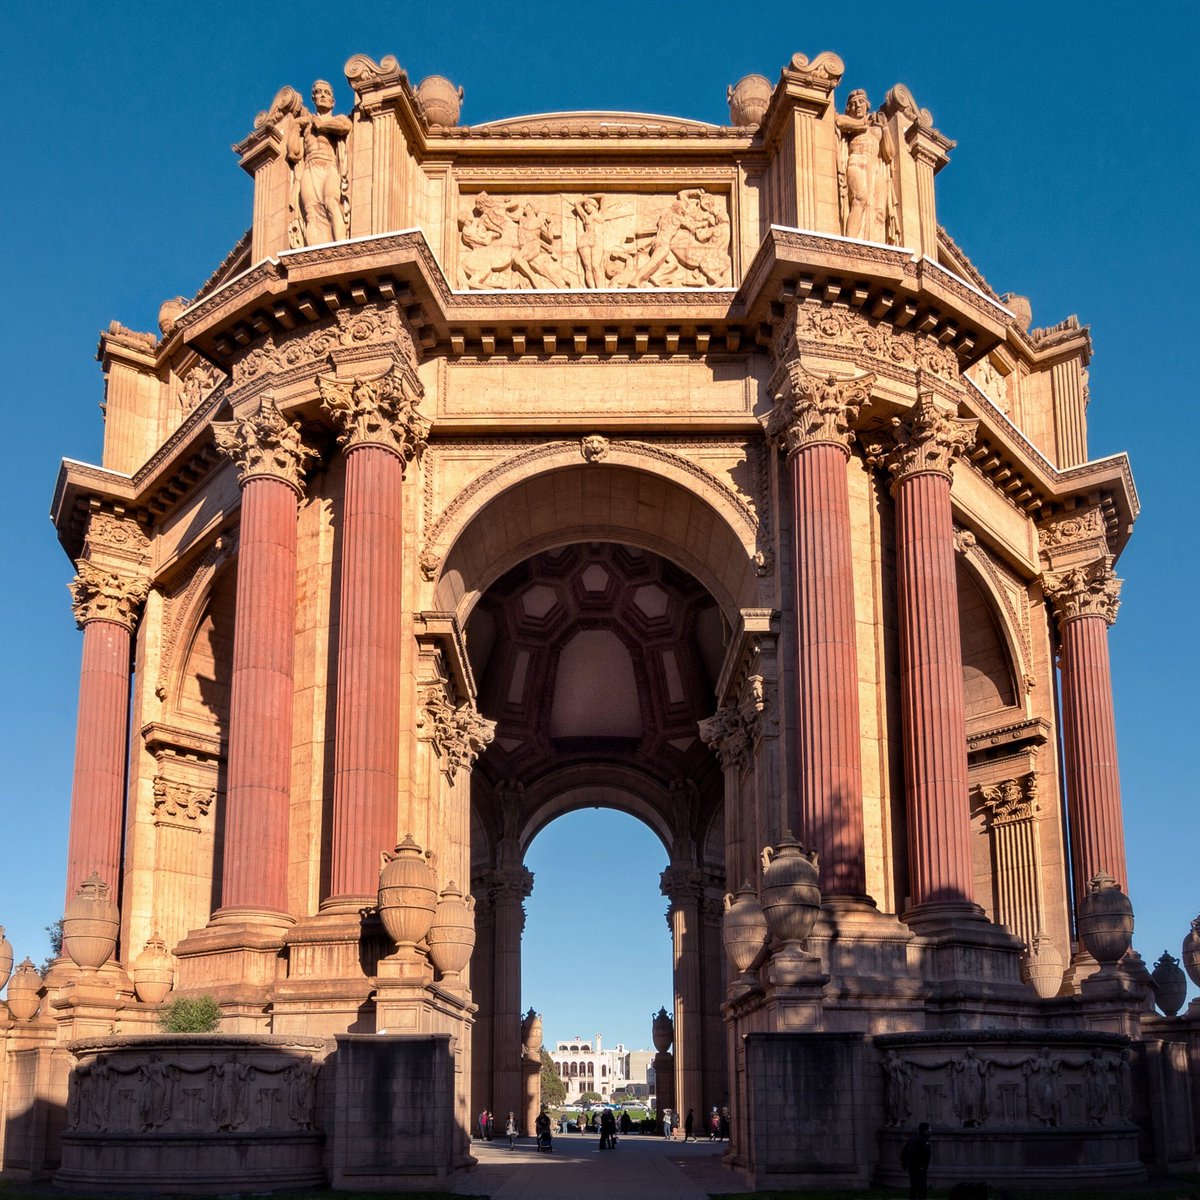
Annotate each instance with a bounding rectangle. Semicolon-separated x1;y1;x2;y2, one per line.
956;557;1019;718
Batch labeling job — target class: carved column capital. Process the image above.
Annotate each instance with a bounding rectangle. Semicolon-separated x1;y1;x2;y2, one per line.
419;685;496;782
69;561;150;631
1044;557;1122;627
489;864;534;905
698;706;750;771
212;396;316;494
317;360;430;467
152;776;216;824
869;391;977;484
660;865;706;908
765;362;875;459
976;774;1040;830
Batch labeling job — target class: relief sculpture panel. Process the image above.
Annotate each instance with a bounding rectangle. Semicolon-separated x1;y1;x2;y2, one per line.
456;189;731;290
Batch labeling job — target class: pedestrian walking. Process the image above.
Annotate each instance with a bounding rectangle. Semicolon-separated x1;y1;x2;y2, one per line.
505;1111;517;1149
685;1108;695;1141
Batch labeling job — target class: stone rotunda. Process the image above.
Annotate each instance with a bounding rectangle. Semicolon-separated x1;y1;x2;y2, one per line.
3;48;1196;1193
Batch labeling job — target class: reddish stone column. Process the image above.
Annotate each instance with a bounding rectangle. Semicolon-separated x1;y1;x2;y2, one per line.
65;562;149;904
884;393;982;921
318;362;428;905
766;365;874;898
212;398;314;925
1045;557;1127;899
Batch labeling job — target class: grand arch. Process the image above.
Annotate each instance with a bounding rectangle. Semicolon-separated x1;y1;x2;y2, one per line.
437;465;753;1123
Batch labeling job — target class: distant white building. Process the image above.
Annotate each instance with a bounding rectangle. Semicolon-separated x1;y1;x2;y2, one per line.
548;1035;628;1101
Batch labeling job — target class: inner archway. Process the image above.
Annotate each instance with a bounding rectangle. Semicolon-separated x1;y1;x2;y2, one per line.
466;541;731;1128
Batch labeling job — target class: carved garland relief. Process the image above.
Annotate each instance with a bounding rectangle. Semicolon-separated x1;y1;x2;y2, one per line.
456;189;732;290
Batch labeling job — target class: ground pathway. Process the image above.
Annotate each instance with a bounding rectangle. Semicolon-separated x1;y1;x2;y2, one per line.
455;1134;746;1200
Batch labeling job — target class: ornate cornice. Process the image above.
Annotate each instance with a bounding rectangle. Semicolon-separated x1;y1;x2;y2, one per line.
420;685;496;782
69;561;150;631
868;391;977;485
212;397;316;494
1044;556;1121;627
764;360;874;458
317;360;429;466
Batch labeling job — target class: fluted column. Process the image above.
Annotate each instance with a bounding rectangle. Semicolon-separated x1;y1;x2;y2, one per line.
879;392;981;921
65;561;149;903
1045;558;1126;899
211;398;314;924
662;865;704;1117
490;865;532;1122
318;362;429;905
766;363;873;898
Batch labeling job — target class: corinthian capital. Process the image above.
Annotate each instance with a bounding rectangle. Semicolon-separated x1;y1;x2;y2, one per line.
212;396;316;494
317;361;430;467
1044;556;1122;627
976;774;1040;829
420;686;496;782
69;561;150;630
765;363;874;458
698;706;750;771
873;391;977;484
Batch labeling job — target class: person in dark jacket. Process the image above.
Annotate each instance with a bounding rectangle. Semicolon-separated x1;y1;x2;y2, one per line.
900;1122;932;1200
684;1108;695;1141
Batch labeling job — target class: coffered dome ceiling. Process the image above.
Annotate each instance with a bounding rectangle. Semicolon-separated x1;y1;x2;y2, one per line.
467;542;726;788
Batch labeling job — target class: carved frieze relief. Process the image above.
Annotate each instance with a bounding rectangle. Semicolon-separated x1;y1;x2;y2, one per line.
456;189;731;290
81;512;151;578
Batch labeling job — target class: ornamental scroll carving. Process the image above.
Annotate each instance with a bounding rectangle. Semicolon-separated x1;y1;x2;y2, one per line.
420;686;496;783
152;776;215;824
765;361;875;458
1043;557;1121;627
317;361;430;467
866;392;977;484
212;397;316;494
233;304;417;388
698;674;773;772
457;189;731;290
84;513;149;562
69;562;150;631
978;774;1039;828
1039;508;1106;551
780;303;959;383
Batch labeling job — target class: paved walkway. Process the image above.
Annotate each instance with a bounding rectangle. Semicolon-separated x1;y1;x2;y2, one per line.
455;1135;747;1199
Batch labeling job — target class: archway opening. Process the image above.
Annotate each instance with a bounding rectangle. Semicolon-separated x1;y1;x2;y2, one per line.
466;541;731;1126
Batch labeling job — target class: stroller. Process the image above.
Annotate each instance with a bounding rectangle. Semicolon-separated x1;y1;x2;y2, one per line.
535;1112;553;1152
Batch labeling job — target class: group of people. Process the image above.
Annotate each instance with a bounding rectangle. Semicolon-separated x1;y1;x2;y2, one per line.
476;1109;520;1150
661;1106;727;1141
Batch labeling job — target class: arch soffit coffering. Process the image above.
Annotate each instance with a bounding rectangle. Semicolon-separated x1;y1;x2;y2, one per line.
429;443;765;623
955;538;1030;710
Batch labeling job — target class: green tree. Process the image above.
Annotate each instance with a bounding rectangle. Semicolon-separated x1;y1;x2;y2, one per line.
39;919;64;975
158;995;222;1033
539;1047;566;1107
579;1090;601;1105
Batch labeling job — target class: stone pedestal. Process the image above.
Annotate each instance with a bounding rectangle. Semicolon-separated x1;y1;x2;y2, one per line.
521;1054;541;1136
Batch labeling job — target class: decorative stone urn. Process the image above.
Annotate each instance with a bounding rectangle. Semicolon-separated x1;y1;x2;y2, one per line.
760;831;822;946
62;872;119;972
131;933;175;1005
1076;870;1134;971
0;926;12;992
1151;951;1187;1016
6;957;41;1021
652;1006;674;1054
521;1007;543;1058
722;882;768;978
1021;931;1064;1000
1182;915;1200;988
377;836;438;950
727;73;773;127
426;881;475;981
415;75;463;127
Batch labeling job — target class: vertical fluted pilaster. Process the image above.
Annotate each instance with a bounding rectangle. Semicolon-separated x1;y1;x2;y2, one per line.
328;443;405;903
490;867;532;1122
663;867;704;1115
211;399;313;924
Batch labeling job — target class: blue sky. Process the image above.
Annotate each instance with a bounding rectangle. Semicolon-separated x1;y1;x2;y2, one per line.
1;3;1196;1049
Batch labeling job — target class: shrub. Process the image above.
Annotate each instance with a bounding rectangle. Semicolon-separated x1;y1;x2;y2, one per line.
157;994;222;1033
